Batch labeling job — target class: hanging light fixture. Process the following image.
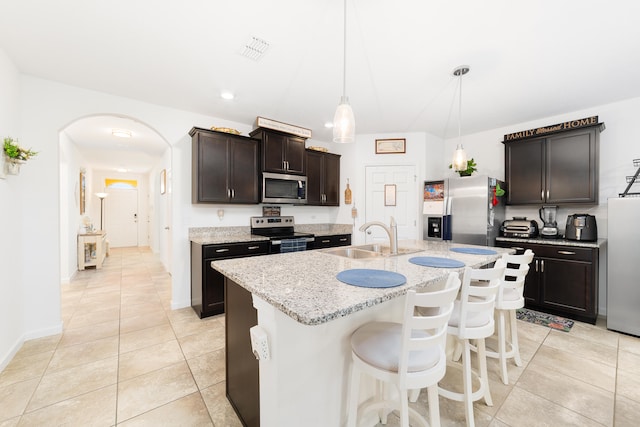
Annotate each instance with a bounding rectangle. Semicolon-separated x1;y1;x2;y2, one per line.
451;65;470;171
333;0;355;143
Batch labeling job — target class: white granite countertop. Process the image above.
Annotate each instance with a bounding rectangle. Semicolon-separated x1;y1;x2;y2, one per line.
211;240;511;326
496;236;606;249
189;223;353;245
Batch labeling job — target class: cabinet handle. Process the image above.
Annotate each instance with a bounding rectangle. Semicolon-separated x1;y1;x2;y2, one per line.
215;248;230;253
339;238;347;242
546;190;549;199
322;239;330;243
247;246;260;250
541;190;544;200
535;259;539;272
558;250;576;255
541;259;545;273
231;189;235;199
227;189;231;198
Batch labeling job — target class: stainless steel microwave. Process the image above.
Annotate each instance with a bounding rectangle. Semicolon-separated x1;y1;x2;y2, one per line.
262;172;307;204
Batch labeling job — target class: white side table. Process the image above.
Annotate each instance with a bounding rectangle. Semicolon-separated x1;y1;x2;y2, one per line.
78;231;107;270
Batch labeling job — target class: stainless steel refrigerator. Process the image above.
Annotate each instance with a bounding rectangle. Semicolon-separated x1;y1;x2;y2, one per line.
607;197;640;336
423;175;506;246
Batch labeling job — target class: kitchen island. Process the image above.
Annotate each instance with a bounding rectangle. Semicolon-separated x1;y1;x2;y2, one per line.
212;240;511;426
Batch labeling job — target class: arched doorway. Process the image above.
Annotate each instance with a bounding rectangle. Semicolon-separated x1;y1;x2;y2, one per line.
58;114;173;281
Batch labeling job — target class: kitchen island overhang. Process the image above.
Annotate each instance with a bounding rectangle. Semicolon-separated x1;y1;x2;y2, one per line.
212;240;511;426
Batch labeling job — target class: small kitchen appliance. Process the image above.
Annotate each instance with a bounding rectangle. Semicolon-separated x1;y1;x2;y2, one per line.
500;217;539;238
539;205;560;238
565;214;597;241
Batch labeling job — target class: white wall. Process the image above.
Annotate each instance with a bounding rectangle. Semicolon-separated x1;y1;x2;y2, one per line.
59;131;89;282
444;99;640;314
0;48;25;370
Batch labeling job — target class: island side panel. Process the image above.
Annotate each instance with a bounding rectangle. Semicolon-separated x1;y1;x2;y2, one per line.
225;278;259;427
252;294;405;425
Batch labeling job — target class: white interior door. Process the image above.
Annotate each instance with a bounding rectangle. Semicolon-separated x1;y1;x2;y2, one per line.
104;188;138;247
364;165;418;244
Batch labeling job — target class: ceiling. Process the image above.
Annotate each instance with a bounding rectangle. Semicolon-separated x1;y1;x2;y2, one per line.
2;1;640;172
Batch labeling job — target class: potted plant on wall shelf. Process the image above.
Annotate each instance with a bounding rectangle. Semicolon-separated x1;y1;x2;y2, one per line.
3;137;38;175
449;158;477;177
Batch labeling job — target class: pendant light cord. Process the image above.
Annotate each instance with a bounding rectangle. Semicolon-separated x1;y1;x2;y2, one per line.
342;0;347;98
458;69;462;144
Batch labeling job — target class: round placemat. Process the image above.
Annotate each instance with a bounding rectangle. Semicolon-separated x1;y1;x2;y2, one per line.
450;247;497;255
409;256;465;268
336;269;406;288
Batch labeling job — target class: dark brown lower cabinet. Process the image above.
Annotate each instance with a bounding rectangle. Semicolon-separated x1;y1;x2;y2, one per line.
313;234;351;249
495;240;598;324
225;278;259;427
191;241;268;318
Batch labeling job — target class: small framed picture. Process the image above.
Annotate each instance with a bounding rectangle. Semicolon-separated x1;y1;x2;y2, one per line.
384;184;397;206
160;169;166;195
375;138;406;154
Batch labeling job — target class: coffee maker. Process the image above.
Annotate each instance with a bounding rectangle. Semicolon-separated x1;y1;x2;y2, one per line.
539;205;559;238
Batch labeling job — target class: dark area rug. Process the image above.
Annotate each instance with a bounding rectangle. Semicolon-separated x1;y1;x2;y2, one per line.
516;308;574;332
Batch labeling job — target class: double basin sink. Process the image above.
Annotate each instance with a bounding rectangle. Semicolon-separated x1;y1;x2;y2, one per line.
322;243;423;259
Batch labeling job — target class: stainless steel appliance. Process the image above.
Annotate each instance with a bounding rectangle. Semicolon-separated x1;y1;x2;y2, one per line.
539;205;560;238
422;175;506;246
607;197;640;336
565;214;597;241
262;172;307;204
250;216;314;253
501;217;539;238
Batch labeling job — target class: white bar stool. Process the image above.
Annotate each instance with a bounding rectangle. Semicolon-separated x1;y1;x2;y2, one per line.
485;250;534;384
437;259;506;427
347;272;462;427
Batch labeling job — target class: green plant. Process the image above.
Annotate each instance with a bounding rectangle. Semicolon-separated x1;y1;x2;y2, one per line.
448;158;477;176
3;137;38;161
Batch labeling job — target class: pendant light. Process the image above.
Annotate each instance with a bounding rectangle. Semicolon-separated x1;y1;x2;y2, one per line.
451;65;470;171
333;0;355;143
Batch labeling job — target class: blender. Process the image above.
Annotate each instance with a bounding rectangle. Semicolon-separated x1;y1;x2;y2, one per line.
539;205;559;238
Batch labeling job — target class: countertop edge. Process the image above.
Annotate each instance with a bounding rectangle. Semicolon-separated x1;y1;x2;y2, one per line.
496;236;606;249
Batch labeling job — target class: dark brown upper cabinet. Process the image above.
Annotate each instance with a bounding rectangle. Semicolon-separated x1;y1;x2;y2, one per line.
306;150;341;206
190;127;260;204
250;128;306;175
505;126;601;205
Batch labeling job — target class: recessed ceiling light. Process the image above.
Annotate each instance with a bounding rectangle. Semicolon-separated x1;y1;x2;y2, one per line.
116;167;128;173
112;129;132;138
221;91;235;100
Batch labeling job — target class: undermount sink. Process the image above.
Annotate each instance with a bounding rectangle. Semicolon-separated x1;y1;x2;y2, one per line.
322;244;423;259
322;247;384;259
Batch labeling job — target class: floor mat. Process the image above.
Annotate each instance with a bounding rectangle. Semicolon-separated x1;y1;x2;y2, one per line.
516;308;574;332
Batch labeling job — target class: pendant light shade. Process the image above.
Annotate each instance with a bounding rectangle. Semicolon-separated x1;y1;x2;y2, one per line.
452;144;468;171
333;0;355;143
333;96;355;143
451;65;470;171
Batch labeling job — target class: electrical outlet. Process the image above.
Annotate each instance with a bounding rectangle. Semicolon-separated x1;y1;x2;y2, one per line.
250;326;270;360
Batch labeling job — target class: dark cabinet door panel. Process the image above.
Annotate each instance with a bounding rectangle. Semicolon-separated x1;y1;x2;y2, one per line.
506;138;544;204
546;129;597;203
230;140;260;203
540;258;592;314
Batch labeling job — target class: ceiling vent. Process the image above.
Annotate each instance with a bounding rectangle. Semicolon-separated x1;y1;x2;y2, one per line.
240;36;270;61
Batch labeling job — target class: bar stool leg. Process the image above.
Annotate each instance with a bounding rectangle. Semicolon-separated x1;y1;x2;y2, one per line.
477;338;493;407
510;310;523;366
497;310;509;384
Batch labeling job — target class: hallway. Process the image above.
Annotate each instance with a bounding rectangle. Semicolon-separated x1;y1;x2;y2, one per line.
0;247;241;426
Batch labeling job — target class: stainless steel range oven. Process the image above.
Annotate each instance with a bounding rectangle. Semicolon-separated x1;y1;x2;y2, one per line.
250;216;314;253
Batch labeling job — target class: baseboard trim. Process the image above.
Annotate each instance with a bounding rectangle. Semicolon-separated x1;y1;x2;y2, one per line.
0;335;24;372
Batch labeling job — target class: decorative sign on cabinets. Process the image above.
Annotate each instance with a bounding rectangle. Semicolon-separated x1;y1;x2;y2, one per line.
503;116;601;142
255;117;312;139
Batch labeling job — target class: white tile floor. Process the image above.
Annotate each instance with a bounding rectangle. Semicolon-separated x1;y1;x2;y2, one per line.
1;246;639;426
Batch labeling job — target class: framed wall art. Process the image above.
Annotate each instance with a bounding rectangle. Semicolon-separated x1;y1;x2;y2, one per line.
79;170;86;214
375;138;406;154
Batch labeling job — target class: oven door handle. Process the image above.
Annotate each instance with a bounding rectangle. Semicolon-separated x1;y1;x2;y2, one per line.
271;237;314;245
